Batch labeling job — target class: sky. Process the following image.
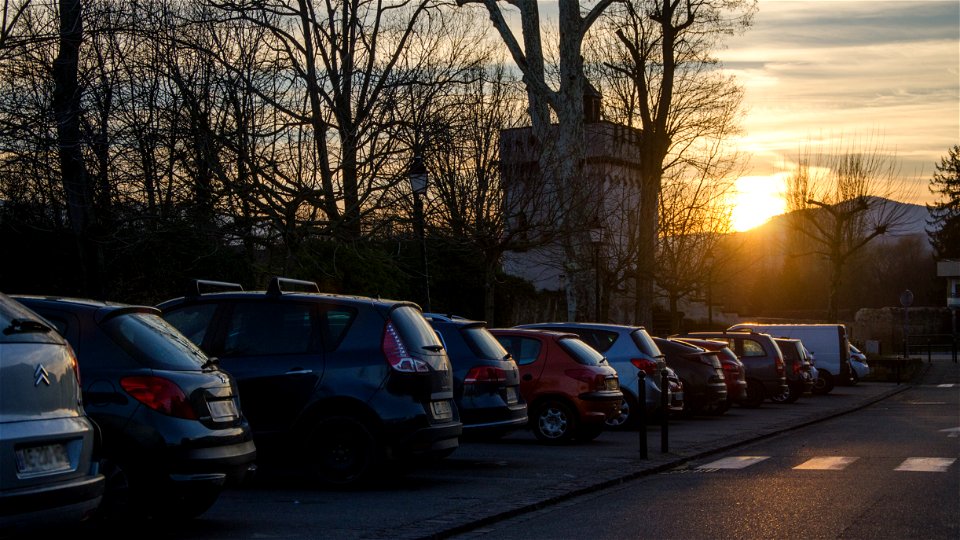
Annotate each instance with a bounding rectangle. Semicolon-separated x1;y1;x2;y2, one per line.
718;0;960;230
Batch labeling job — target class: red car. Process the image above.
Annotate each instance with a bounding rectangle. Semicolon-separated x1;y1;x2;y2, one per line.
675;337;748;414
490;329;622;444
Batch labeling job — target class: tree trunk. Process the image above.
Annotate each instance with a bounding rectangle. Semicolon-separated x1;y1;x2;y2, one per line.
53;0;102;297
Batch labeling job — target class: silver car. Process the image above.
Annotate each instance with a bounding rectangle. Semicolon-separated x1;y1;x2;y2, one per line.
0;292;104;532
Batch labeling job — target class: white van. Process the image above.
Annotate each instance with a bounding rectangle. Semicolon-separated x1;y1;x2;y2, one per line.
727;323;853;393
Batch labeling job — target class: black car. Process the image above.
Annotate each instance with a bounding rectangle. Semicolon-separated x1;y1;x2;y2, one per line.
424;314;527;438
652;337;727;417
773;337;815;402
158;277;462;486
14;296;256;521
682;331;790;407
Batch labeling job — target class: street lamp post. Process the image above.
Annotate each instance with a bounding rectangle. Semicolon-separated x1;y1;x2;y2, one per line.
589;226;604;322
409;155;430;312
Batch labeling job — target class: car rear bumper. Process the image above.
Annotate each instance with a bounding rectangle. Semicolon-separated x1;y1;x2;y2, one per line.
0;473;104;529
577;391;623;422
170;439;258;486
391;420;463;457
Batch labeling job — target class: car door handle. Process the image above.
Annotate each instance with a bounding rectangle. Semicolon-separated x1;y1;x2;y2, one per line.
522;374;532;381
286;368;313;375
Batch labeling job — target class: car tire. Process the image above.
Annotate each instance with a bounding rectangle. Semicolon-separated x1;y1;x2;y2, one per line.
741;379;764;408
708;401;731;415
307;415;381;486
532;400;577;444
812;371;834;395
604;391;637;430
94;456;142;521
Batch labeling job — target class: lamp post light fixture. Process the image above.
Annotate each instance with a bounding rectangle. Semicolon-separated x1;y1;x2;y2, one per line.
589;226;604;322
409;155;431;312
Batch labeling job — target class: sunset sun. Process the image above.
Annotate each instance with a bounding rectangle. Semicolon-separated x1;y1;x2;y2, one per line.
730;175;788;232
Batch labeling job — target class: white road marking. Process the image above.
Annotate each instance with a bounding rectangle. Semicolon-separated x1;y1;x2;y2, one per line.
936;383;954;388
895;458;956;472
698;456;769;469
793;457;859;470
940;427;960;438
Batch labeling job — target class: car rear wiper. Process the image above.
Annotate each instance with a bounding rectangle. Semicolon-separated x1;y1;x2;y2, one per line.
3;318;52;335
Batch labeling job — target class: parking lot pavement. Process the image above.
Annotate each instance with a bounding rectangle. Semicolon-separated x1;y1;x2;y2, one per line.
203;360;955;540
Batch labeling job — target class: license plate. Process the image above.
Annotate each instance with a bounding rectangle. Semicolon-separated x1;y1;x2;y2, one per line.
430;400;453;420
504;386;519;404
15;443;72;476
208;399;239;421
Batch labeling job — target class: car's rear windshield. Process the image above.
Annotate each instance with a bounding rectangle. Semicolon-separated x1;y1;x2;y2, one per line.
391;306;444;350
558;337;606;366
102;312;207;370
630;329;662;357
0;294;59;344
462;325;510;361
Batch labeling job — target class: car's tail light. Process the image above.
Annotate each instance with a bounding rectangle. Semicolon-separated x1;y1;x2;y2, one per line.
382;321;428;373
775;356;785;376
721;362;739;374
66;347;81;386
792;361;801;375
630;358;658;376
464;366;507;383
120;376;197;419
565;369;614;391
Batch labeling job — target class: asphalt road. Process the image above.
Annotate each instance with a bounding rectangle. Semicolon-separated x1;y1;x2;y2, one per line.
66;358;958;540
451;377;960;539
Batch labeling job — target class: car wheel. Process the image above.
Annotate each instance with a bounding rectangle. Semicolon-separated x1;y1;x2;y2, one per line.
812;371;834;395
307;416;381;486
94;456;142;521
532;400;577;443
604;392;637;430
575;424;604;442
741;380;764;408
770;386;791;404
709;401;731;416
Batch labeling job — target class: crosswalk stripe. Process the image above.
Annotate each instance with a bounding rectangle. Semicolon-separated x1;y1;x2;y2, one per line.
793;457;858;470
895;458;956;472
698;456;769;469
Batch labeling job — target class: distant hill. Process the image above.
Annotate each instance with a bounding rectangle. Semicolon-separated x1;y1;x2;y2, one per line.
738;197;932;249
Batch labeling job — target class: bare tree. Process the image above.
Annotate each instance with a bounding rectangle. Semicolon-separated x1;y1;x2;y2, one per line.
785;134;918;322
590;0;755;326
456;0;620;321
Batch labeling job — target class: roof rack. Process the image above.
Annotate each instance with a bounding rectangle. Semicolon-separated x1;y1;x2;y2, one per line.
189;279;244;297
266;276;320;295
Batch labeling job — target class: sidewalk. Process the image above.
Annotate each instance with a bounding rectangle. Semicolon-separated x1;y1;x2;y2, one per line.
403;358;959;540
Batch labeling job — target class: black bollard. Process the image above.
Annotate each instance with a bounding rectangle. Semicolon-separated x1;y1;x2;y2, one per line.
660;369;669;453
637;371;647;459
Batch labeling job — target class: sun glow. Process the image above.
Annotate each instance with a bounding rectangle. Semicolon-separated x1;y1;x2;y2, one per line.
730;175;788;232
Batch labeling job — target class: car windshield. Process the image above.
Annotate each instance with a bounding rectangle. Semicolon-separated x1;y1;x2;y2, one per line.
630;329;662;358
462;326;510;360
391;306;444;351
558;337;606;366
0;294;57;344
102;312;207;370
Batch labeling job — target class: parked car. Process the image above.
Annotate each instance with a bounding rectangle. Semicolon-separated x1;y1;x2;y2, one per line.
513;323;681;427
674;337;746;414
0;293;104;533
848;344;870;383
652;337;727;416
424;314;527;438
490;328;622;443
727;323;854;392
681;331;789;407
14;296;257;520
772;338;816;403
158;277;461;486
